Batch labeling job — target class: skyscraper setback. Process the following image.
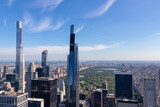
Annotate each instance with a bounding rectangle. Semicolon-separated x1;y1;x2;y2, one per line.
16;21;25;93
66;25;79;107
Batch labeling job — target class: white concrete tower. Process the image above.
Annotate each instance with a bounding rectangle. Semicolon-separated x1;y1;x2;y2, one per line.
143;78;156;107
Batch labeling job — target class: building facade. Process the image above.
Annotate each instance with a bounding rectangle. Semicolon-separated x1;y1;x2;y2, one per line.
143;78;156;107
31;77;57;107
102;81;107;90
114;71;133;99
26;62;37;97
16;21;25;93
6;73;19;92
36;66;49;77
42;50;48;67
0;91;28;107
66;25;79;107
3;66;8;78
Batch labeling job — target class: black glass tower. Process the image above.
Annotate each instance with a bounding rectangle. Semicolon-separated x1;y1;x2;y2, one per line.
31;78;57;107
66;25;79;107
115;71;133;99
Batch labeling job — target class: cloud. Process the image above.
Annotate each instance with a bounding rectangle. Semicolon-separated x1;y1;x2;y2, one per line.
75;25;85;33
0;42;124;58
8;0;14;6
23;12;32;25
23;13;69;32
3;19;7;26
51;18;69;30
152;32;160;37
29;17;52;32
86;0;115;18
33;0;63;12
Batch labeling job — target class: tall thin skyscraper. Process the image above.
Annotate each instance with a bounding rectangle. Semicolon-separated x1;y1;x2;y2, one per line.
66;25;79;107
42;50;48;67
16;21;25;93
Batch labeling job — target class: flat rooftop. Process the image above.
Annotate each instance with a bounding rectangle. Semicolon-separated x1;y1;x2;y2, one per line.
33;77;56;81
114;71;132;75
28;98;44;101
0;91;26;97
117;98;138;104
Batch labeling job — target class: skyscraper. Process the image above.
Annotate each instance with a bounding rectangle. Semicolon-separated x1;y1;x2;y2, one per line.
16;21;25;93
31;77;57;107
59;79;65;96
66;25;79;107
42;50;48;67
114;71;133;99
143;78;156;107
26;62;37;97
156;70;160;106
102;80;107;90
0;91;28;107
6;73;19;92
3;66;8;78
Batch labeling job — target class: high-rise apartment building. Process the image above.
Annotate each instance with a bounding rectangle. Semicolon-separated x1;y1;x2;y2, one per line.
16;21;25;93
42;50;48;67
66;25;79;107
3;66;8;78
0;91;28;107
31;77;57;107
156;70;160;106
91;90;102;107
114;71;133;99
36;66;49;77
143;78;156;107
59;79;65;96
26;62;38;97
6;73;19;92
102;81;107;90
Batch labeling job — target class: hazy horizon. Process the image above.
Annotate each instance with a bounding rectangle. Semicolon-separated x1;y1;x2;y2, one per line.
0;0;160;61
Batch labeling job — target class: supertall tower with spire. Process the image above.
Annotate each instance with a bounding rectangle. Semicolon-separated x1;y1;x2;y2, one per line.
66;25;79;107
16;21;25;93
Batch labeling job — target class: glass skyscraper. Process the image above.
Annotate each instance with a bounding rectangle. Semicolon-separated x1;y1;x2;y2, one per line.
66;25;79;107
16;21;25;93
114;71;133;99
42;50;48;67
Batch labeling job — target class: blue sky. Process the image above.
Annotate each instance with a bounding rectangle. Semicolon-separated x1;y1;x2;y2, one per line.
0;0;160;61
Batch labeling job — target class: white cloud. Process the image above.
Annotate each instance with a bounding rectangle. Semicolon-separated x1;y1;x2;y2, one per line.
86;0;115;18
33;0;63;12
29;17;52;32
152;32;160;37
8;0;14;6
75;25;85;33
3;19;7;26
0;42;124;60
23;13;69;32
23;12;32;25
50;18;69;30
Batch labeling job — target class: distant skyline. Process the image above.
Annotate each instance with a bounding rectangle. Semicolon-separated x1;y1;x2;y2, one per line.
0;0;160;61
